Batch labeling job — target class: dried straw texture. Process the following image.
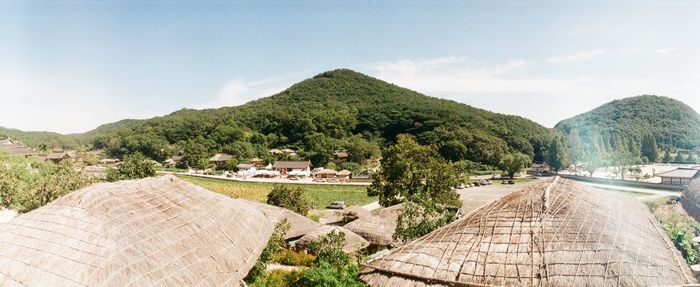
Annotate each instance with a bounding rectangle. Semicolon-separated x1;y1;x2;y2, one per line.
296;225;369;254
320;206;372;225
0;175;274;287
242;200;321;240
361;177;694;287
344;214;396;246
681;180;700;222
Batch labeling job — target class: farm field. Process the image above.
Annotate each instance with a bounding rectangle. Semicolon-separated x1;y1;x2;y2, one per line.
177;175;377;208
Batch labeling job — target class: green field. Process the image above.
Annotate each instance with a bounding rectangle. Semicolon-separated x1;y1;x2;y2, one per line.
177;175;377;208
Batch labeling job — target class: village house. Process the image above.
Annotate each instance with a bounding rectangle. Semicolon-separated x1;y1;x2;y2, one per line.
333;150;349;163
236;163;256;172
272;160;311;177
0;138;38;157
164;155;186;167
337;169;352;181
315;168;338;178
657;168;699;186
270;148;296;157
209;153;233;166
46;151;75;164
248;157;263;166
531;162;551;174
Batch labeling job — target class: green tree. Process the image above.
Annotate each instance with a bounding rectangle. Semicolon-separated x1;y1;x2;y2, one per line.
367;135;463;208
547;136;569;173
498;153;531;179
245;220;291;284
106;152;156;182
640;134;659;162
582;151;602;177
610;151;636;180
674;153;685;163
267;185;311;215
394;200;457;243
663;150;673;163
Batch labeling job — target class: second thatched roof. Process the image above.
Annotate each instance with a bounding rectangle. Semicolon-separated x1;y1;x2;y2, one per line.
242;200;321;240
297;225;369;254
0;175;274;287
682;179;700;222
361;177;694;287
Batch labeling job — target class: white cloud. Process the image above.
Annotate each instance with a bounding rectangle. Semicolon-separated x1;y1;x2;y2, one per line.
198;76;295;109
364;56;568;95
546;49;605;64
656;47;677;54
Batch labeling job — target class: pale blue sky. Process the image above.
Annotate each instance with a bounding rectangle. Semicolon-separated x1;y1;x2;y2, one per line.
2;0;700;133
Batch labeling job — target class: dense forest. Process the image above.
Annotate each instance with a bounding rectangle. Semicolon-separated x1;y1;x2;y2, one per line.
556;95;700;161
1;69;559;168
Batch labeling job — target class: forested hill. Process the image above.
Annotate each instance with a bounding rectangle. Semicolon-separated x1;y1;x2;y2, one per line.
78;69;554;167
555;95;700;158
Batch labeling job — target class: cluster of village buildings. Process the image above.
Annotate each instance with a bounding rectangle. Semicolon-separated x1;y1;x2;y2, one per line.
1;137;361;181
532;160;700;186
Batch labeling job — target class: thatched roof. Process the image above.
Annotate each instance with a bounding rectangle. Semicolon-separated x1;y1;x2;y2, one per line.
297;225;369;254
339;204;403;247
361;177;694;287
209;153;233;162
345;215;396;246
337;170;352;176
316;168;338;175
320;206;372;225
272;160;310;170
0;175;274;286
242;200;321;240
682;179;700;221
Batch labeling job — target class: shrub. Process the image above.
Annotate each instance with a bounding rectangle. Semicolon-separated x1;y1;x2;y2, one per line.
106;152;156;182
245;220;291;284
272;249;315;267
267;185;311;216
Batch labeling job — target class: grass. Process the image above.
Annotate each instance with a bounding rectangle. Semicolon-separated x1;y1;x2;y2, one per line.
177;175;377;208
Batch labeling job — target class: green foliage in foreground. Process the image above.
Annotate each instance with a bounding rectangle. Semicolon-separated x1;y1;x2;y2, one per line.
0;154;94;213
648;197;700;265
249;230;365;287
245;220;291;284
368;136;462;243
266;185;311;216
394;200;457;243
106;152;156;182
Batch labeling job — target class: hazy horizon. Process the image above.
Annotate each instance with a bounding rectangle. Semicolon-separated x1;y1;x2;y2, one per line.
3;1;700;133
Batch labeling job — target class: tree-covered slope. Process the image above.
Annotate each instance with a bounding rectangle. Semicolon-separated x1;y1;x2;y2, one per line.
84;69;554;166
555;95;700;158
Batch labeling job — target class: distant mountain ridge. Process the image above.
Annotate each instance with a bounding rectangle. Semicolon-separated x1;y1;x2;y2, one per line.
2;69;555;166
3;71;699;167
555;95;700;156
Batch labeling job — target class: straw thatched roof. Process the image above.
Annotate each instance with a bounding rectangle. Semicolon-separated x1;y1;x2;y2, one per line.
320;206;372;225
0;175;274;287
345;214;396;247
682;179;700;221
297;225;369;254
340;204;404;247
361;177;694;287
242;200;321;240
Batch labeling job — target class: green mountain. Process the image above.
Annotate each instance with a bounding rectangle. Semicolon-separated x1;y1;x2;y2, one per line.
555;95;700;159
62;69;554;167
